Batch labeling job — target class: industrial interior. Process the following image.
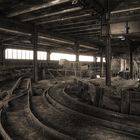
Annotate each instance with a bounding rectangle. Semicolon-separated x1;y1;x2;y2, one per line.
0;0;140;139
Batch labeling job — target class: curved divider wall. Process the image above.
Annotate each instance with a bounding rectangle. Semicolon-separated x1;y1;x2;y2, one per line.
0;92;27;140
27;90;75;140
73;79;140;116
0;91;74;139
46;85;140;138
0;110;12;140
63;87;140;123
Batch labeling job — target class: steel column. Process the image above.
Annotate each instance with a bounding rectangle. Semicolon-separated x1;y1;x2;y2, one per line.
130;46;133;79
47;50;51;62
100;48;104;77
33;26;38;82
0;42;5;66
75;42;79;62
105;1;111;86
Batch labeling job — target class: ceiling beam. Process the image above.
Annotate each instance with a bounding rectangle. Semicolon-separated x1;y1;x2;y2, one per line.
0;17;32;35
60;27;100;34
52;24;100;32
47;19;97;29
22;7;82;22
37;13;91;25
0;17;99;50
8;0;71;17
111;6;140;14
68;31;100;36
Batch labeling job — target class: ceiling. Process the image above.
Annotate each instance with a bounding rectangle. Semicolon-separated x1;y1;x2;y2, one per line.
0;0;140;56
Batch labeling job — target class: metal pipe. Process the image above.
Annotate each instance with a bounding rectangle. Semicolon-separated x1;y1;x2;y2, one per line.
106;0;111;86
33;25;38;82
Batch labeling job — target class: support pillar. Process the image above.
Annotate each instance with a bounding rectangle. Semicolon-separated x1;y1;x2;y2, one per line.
121;91;131;114
94;56;97;74
0;43;5;66
105;2;111;86
130;46;133;79
100;48;104;77
33;26;38;82
75;42;79;62
47;50;51;62
74;42;79;77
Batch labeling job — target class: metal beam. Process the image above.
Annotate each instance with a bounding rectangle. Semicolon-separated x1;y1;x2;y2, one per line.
0;17;32;35
0;42;5;66
48;19;97;29
75;42;79;62
22;7;82;22
111;6;140;14
52;24;100;32
100;47;104;77
47;50;51;62
33;26;38;82
39;32;98;50
105;0;111;86
8;0;71;17
0;17;98;51
61;27;100;34
68;31;100;36
129;45;133;79
37;13;91;25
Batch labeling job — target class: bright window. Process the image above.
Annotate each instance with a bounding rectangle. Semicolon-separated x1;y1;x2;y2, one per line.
51;52;76;61
96;57;106;62
5;48;47;60
37;51;47;60
5;49;13;59
79;55;94;62
29;51;33;60
17;50;22;59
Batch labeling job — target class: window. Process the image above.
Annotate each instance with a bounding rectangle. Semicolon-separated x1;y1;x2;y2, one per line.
51;52;76;61
37;51;47;60
17;50;22;59
96;57;106;62
79;55;94;62
5;48;47;60
29;51;33;60
5;48;13;59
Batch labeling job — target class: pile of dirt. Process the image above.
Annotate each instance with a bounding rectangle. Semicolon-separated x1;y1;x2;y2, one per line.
90;76;138;89
89;76;139;96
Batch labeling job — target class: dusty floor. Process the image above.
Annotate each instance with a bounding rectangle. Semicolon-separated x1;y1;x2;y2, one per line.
1;77;140;140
